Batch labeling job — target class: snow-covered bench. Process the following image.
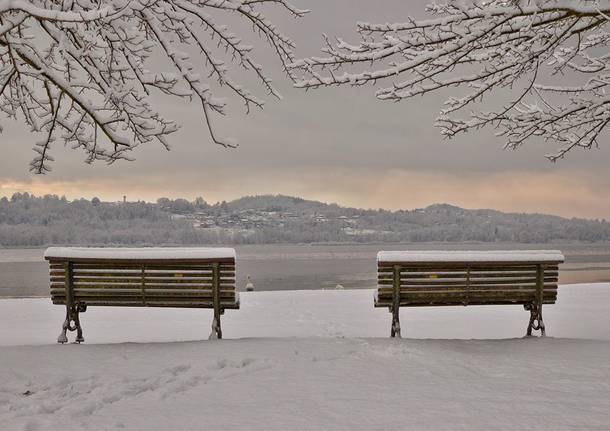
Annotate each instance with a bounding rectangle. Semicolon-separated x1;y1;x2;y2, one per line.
44;247;239;343
375;250;564;338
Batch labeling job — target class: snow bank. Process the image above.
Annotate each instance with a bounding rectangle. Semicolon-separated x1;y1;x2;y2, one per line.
1;285;609;430
377;250;564;263
44;247;236;260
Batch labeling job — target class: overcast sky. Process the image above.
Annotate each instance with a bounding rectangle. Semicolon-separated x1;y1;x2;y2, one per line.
1;0;610;219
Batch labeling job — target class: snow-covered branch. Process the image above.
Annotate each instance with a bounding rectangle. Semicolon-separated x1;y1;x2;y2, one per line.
0;0;305;172
0;0;112;22
291;1;610;160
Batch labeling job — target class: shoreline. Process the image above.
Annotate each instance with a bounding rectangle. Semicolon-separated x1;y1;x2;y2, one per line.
4;240;610;249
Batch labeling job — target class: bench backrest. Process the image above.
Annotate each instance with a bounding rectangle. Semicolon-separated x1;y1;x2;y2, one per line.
45;248;238;309
375;251;564;308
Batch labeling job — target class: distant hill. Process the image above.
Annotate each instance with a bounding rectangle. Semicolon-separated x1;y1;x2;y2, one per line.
1;192;609;246
226;195;331;212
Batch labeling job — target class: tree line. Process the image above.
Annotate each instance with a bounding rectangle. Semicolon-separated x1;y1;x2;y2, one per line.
1;193;610;247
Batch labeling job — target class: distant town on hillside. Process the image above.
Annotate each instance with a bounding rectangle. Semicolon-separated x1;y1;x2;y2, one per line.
1;193;609;247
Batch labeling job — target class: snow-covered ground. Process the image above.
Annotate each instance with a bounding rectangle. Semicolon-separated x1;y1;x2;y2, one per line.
1;284;610;430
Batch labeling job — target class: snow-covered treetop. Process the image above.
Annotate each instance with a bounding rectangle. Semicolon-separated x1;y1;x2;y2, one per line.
290;1;610;160
0;0;307;173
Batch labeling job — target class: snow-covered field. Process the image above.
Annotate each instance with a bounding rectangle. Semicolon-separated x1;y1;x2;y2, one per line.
1;284;610;430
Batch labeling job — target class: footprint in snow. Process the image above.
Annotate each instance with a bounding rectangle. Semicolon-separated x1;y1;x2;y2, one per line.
165;364;191;376
213;357;256;370
23;419;41;431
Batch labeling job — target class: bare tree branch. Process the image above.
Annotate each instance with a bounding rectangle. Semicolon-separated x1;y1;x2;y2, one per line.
291;0;610;161
0;0;306;172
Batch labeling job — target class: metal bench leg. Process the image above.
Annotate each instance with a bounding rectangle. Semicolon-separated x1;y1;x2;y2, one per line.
526;264;546;337
209;262;223;340
57;304;85;344
57;306;70;344
58;261;84;344
211;310;222;340
74;305;85;343
391;307;401;338
525;302;545;337
390;265;402;338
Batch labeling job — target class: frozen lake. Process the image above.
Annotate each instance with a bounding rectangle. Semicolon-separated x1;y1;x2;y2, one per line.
2;243;610;297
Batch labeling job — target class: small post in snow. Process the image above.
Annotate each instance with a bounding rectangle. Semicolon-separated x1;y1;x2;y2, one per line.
245;276;254;292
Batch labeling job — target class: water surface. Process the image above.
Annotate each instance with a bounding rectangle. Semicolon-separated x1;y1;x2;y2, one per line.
1;243;610;297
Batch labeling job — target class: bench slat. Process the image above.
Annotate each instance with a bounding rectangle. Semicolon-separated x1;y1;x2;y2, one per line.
375;299;557;307
49;271;236;280
378;261;560;268
51;293;238;302
377;277;557;286
51;296;238;304
50;277;236;285
377;291;557;299
375;291;557;302
51;298;240;309
377;284;558;293
378;270;558;279
51;292;237;300
50;284;236;292
378;289;557;296
377;265;561;274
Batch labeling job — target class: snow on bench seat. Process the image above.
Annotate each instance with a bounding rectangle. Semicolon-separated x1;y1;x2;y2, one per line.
377;250;564;264
44;247;236;261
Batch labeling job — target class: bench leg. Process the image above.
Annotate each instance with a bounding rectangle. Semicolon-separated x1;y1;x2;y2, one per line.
74;307;85;343
525;302;545;337
209;310;222;340
57;304;85;344
57;308;69;344
209;262;223;340
390;307;401;338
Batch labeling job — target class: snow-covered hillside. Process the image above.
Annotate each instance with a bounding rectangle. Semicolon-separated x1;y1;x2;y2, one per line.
1;285;609;430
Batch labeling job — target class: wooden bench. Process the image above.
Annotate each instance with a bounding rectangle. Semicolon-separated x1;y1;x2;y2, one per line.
375;250;564;338
44;247;239;343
